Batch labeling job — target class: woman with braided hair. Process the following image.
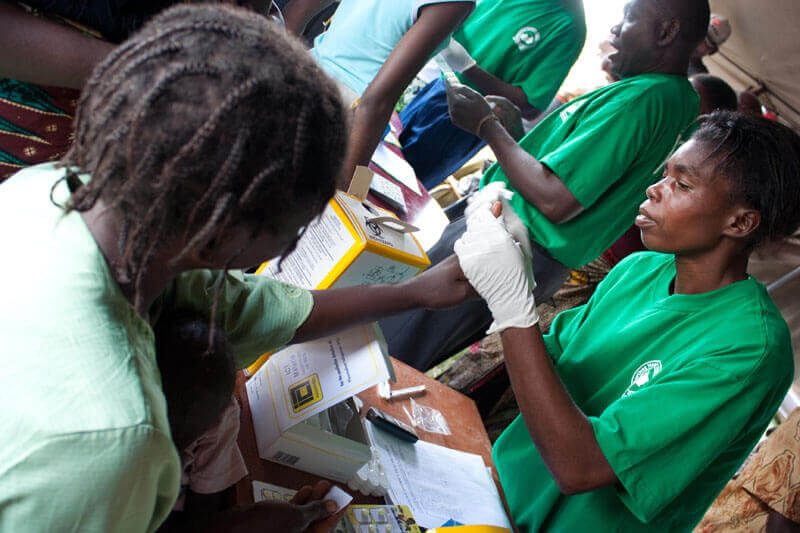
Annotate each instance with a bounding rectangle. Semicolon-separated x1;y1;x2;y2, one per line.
0;5;474;531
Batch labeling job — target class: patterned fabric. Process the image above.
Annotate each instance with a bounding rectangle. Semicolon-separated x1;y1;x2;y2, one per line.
0;78;78;180
0;6;100;181
695;408;800;532
0;1;252;181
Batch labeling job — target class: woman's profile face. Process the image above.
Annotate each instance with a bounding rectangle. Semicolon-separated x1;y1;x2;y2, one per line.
636;140;740;255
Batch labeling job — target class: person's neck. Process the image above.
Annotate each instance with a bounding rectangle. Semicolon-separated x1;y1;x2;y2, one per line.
622;50;692;80
81;201;185;316
672;248;750;295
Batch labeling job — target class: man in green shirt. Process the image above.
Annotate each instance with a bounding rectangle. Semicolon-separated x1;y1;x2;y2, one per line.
455;110;800;530
381;0;711;370
399;0;586;188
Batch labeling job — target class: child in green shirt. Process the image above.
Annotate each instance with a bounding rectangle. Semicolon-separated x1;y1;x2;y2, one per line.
455;110;800;531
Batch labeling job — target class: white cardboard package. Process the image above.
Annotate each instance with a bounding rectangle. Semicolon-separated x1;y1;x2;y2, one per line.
246;324;393;481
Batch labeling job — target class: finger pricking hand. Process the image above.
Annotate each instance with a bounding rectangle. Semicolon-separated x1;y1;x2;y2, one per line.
311;481;332;500
290;485;314;505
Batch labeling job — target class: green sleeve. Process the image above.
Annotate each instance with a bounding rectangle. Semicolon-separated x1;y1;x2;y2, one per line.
518;23;584;110
542;303;588;363
590;356;791;523
542;255;632;361
165;270;314;369
0;426;180;533
539;94;655;210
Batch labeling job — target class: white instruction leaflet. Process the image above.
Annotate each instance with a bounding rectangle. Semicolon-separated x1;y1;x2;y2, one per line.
366;422;512;530
248;325;393;445
260;203;356;289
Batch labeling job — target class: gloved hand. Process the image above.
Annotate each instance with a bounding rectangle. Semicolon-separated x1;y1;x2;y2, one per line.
486;95;525;141
444;75;497;137
439;38;477;72
454;206;538;334
465;182;532;258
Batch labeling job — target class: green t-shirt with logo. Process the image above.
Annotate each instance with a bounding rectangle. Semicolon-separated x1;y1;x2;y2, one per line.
480;73;699;269
493;252;793;532
452;0;585;109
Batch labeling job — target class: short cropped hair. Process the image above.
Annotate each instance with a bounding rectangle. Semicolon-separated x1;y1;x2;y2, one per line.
694;110;800;246
661;0;710;46
691;74;738;112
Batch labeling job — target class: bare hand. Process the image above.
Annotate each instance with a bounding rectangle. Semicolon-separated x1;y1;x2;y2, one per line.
205;481;344;533
403;255;479;309
486;95;524;141
289;481;347;533
445;77;494;137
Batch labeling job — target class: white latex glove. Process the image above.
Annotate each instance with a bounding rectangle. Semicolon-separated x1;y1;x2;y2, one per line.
465;182;533;258
439;38;477;72
454;206;538;334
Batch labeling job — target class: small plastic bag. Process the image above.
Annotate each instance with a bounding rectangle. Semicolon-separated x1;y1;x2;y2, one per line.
402;398;451;435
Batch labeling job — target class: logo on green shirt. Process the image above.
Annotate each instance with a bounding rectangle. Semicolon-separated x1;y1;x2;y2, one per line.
623;360;662;397
558;100;583;122
513;26;540;51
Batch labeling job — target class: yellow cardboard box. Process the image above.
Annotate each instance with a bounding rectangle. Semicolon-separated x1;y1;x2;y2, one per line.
255;190;429;289
245;171;429;376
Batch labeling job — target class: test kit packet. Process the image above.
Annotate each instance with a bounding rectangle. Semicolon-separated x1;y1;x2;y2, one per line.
256;189;429;289
341;505;422;533
246;167;429;376
246;324;394;482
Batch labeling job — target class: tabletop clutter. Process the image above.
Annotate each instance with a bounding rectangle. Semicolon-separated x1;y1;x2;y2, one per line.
243;168;512;532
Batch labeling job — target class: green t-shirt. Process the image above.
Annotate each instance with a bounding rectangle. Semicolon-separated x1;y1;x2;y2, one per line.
481;73;699;269
453;0;586;109
0;163;314;532
493;252;793;532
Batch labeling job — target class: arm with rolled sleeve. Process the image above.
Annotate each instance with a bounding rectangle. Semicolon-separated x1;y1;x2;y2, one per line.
591;356;791;523
537;97;655;212
514;21;585;111
163;270;314;369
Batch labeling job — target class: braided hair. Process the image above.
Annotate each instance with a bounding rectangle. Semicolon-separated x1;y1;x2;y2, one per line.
59;4;347;310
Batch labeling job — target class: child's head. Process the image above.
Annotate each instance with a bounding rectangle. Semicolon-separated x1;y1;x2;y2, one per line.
61;4;347;304
155;309;236;450
689;74;737;115
638;110;800;255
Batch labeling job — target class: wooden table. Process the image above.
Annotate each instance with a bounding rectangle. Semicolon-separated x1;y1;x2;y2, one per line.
234;357;504;507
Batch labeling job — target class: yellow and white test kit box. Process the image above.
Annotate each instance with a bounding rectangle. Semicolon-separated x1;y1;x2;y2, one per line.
246;324;394;482
256;190;430;289
246;167;427;376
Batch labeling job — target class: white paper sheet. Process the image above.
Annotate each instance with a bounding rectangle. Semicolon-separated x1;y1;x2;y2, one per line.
366;422;512;530
323;485;354;512
370;143;422;196
248;324;391;446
